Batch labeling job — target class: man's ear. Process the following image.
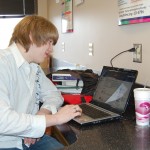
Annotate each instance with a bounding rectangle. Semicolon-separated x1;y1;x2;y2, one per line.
29;33;33;43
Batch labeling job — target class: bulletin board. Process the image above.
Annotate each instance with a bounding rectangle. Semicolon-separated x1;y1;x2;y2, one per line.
61;0;73;33
118;0;150;25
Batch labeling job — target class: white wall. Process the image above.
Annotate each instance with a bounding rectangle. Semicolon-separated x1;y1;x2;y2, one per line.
38;0;48;17
0;18;23;49
47;0;150;85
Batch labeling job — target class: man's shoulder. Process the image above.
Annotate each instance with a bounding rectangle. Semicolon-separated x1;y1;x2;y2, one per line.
0;48;15;72
0;49;12;62
0;48;11;56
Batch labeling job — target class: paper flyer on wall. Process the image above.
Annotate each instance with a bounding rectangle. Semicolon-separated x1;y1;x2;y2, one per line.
118;0;150;25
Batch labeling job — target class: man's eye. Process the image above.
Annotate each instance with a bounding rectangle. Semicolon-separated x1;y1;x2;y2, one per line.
50;40;53;44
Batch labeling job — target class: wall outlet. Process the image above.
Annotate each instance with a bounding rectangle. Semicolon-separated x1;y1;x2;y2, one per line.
133;44;142;63
62;42;65;52
89;43;93;56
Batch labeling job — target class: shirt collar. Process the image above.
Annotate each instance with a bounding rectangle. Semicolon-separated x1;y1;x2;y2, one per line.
9;42;27;68
9;42;39;73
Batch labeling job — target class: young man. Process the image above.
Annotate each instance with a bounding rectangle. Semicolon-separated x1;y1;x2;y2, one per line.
0;15;82;150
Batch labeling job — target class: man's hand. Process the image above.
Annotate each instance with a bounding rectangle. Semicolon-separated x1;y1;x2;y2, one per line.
24;137;40;147
45;104;82;127
55;104;82;124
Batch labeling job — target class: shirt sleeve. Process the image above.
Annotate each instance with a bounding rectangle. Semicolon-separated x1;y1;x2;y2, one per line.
0;100;46;138
39;67;64;112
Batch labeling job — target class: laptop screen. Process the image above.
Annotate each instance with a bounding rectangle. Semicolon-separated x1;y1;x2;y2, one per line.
93;66;138;113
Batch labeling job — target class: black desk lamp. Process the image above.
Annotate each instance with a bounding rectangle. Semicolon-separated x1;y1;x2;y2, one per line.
110;48;136;67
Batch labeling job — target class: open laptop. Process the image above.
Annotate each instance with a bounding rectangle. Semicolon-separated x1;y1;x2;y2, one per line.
73;66;138;125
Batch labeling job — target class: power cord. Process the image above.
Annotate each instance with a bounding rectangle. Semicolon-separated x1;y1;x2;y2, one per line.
110;48;136;67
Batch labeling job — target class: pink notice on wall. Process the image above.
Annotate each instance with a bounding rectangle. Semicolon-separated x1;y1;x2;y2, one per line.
118;0;150;25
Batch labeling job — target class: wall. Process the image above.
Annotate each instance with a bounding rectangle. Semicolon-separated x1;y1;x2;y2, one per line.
38;0;48;18
38;0;50;70
47;0;150;85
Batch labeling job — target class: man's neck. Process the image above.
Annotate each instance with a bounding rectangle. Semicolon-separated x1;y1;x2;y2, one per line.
16;43;31;63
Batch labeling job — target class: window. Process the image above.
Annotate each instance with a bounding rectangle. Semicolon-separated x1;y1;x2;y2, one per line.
0;0;37;17
0;17;23;49
0;0;24;16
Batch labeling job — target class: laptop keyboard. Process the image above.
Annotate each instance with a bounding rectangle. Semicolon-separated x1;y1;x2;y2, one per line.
80;103;111;119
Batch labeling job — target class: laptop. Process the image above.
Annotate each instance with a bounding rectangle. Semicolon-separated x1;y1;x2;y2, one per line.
73;66;138;125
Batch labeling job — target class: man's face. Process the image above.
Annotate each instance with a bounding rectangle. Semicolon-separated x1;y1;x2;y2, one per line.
28;40;53;64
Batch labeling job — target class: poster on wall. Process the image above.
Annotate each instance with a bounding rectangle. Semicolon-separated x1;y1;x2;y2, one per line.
118;0;150;25
61;0;73;33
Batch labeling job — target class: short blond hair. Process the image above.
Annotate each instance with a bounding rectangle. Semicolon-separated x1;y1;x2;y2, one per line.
9;15;59;51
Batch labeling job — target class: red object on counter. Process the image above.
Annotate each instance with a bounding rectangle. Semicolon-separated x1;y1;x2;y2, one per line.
62;94;93;104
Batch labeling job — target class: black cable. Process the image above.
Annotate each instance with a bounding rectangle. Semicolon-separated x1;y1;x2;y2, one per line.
110;48;136;67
